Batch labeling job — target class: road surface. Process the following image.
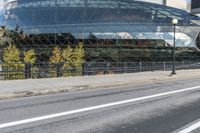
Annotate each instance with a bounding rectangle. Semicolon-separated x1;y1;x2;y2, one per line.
0;78;200;133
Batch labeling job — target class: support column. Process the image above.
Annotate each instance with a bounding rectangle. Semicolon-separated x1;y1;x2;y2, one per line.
163;0;167;6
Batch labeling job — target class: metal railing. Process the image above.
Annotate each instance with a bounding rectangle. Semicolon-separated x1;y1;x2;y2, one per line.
0;61;200;80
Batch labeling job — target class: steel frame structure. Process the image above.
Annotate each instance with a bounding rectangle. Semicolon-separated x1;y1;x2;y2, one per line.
1;0;200;62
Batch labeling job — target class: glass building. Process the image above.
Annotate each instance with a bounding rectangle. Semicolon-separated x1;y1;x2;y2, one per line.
136;0;164;5
192;0;200;13
191;0;200;48
1;0;200;61
191;0;200;16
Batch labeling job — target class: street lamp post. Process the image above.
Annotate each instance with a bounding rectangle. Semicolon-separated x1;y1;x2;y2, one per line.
171;18;178;75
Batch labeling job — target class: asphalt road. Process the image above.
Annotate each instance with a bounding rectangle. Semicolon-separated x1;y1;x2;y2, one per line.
0;78;200;133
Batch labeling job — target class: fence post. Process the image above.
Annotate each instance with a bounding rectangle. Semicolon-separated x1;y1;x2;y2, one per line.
152;62;154;72
181;60;184;70
0;63;3;80
25;63;31;79
139;61;142;72
124;62;127;73
163;61;166;71
82;62;88;76
196;60;198;69
56;63;63;77
105;62;110;74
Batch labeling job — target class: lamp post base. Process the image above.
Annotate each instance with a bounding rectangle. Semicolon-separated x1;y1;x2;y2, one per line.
171;71;176;75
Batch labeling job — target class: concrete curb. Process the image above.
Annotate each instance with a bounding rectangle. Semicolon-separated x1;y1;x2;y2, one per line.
0;70;200;100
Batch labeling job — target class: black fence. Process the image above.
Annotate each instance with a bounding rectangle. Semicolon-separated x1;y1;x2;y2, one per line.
0;61;200;80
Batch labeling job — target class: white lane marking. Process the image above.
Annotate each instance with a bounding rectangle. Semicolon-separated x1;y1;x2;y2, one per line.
0;86;200;129
178;121;200;133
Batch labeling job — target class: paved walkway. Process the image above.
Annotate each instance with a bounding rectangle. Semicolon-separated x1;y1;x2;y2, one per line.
0;69;200;99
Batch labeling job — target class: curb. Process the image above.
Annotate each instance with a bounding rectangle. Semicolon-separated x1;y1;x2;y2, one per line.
0;69;200;100
1;73;199;100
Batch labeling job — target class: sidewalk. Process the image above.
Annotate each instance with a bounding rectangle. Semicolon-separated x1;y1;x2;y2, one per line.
0;69;200;99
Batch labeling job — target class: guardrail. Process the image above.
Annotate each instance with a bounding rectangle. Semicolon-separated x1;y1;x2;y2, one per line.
0;61;200;80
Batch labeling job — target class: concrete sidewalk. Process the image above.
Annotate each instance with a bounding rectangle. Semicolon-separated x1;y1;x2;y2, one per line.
0;69;200;99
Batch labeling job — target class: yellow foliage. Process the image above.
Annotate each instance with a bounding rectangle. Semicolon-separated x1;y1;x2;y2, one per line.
72;42;85;68
2;44;25;79
50;47;63;63
62;45;73;69
24;49;36;63
3;44;20;63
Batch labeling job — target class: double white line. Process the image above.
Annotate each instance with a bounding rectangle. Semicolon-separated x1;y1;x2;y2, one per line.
0;86;200;130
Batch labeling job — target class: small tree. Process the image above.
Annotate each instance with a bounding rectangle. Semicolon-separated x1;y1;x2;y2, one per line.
62;45;73;68
71;42;85;76
3;44;20;63
50;47;63;63
49;47;63;77
24;49;36;64
62;45;73;76
3;44;24;79
72;42;85;68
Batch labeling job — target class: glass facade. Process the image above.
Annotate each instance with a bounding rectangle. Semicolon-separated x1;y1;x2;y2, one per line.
1;0;200;47
136;0;163;5
192;0;200;9
191;0;200;14
0;1;3;25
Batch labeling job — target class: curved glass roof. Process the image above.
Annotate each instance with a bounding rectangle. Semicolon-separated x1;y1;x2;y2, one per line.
1;0;200;47
3;0;200;26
